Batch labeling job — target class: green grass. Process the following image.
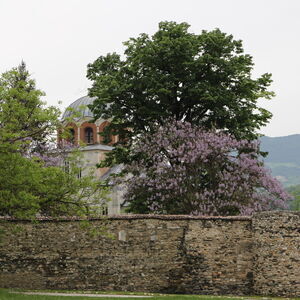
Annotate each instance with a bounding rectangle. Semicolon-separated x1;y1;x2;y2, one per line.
1;289;299;300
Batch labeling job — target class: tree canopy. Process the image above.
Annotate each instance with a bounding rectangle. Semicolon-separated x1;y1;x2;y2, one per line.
87;21;274;165
0;61;59;155
120;120;289;215
0;63;108;218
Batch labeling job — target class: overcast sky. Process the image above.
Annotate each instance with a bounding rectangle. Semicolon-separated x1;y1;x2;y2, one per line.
0;0;299;137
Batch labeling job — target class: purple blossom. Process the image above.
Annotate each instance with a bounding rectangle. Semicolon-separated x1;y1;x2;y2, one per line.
31;141;79;167
121;119;290;216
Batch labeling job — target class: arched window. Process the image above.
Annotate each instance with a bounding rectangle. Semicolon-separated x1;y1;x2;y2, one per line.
69;128;75;144
85;127;94;144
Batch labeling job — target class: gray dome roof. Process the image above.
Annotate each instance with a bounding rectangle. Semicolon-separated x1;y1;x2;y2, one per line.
62;96;96;120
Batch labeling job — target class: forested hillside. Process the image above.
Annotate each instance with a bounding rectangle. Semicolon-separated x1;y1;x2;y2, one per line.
260;134;300;187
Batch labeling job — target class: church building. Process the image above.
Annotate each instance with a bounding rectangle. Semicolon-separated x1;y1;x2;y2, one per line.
61;95;124;215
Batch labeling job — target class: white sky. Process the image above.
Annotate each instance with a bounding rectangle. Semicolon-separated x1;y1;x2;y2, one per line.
0;0;299;137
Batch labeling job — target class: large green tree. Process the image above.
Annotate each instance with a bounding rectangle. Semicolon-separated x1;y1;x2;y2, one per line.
0;61;59;155
87;21;274;166
0;63;108;218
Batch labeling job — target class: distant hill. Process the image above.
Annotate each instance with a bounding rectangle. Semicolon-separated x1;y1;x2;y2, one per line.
260;134;300;187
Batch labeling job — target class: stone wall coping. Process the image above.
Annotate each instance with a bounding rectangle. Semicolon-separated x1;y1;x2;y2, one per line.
0;214;252;222
1;211;298;222
252;210;300;217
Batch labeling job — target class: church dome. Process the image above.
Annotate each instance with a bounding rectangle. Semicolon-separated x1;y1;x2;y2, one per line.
62;96;96;120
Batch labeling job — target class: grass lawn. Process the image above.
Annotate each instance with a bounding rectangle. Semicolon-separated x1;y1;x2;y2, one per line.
1;289;299;300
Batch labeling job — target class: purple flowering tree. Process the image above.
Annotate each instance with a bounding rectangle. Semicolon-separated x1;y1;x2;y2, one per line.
122;120;289;216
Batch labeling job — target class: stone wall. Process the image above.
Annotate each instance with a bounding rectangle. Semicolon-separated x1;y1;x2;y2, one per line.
0;212;299;297
252;211;300;297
